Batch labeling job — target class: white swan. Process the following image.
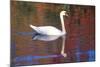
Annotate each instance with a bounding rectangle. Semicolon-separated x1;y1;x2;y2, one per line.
30;11;68;35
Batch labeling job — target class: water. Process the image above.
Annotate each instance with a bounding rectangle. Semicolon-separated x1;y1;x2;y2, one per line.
11;1;95;66
11;31;95;66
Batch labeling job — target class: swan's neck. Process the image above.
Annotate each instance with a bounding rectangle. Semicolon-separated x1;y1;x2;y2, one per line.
60;14;66;34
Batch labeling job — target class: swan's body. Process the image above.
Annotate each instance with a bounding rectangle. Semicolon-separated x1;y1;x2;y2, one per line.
30;11;68;36
30;25;65;35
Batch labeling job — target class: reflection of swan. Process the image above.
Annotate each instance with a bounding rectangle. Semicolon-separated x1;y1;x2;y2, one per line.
61;36;67;57
32;34;67;57
32;35;61;41
30;11;68;35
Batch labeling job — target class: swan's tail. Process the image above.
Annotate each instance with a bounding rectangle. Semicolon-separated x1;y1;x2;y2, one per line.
29;24;38;31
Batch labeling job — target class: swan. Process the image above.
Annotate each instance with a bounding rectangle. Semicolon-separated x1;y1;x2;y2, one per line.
29;11;68;35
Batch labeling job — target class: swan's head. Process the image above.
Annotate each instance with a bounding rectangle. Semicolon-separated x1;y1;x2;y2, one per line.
60;11;68;16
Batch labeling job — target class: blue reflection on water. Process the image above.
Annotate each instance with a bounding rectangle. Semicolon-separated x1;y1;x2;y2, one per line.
76;50;95;62
15;50;95;63
88;50;95;61
15;55;62;66
15;54;61;62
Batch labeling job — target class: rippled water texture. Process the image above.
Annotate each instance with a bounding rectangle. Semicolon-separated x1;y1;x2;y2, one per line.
11;1;95;67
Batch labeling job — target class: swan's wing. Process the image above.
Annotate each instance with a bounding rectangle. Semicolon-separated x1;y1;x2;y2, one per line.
38;26;62;35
